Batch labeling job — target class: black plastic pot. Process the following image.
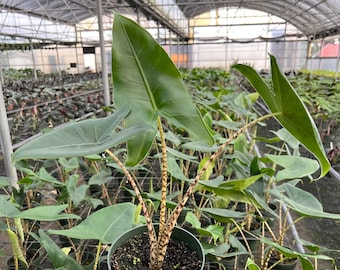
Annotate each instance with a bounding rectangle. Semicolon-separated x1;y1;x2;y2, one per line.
107;224;205;270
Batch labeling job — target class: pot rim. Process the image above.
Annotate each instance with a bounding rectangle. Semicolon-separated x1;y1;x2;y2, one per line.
106;223;205;270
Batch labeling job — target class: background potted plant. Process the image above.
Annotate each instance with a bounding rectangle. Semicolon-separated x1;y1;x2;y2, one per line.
10;13;334;270
0;185;80;270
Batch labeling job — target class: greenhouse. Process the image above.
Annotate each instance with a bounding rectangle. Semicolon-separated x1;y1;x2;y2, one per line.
0;0;340;269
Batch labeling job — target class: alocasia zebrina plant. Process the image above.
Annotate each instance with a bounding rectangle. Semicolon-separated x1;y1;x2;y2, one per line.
12;13;330;270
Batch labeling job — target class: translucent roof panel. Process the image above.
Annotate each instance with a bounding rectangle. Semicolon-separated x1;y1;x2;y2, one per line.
191;8;303;43
0;0;188;39
1;0;340;40
1;0;108;25
0;10;76;42
176;0;340;38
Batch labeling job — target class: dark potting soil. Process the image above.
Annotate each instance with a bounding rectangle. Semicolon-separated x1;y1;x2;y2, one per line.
110;232;202;270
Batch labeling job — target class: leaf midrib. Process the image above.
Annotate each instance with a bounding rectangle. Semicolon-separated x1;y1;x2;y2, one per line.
122;21;158;112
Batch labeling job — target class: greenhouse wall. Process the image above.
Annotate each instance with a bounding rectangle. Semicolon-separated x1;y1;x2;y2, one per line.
2;40;340;74
188;40;309;71
0;46;116;75
270;40;309;71
0;46;85;74
306;58;340;71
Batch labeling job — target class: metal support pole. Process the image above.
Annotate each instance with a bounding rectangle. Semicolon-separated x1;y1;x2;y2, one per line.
0;82;18;189
74;26;81;74
176;36;180;66
318;38;323;70
75;44;81;74
136;7;141;24
0;65;3;85
157;22;161;43
55;43;62;76
40;47;46;73
169;29;172;57
30;39;38;80
97;0;111;108
305;39;310;70
335;34;340;80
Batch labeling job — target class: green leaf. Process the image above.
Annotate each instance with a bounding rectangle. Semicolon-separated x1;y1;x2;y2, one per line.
86;197;103;209
167;157;190;182
219;174;263;191
201;208;246;223
232;55;330;178
203;242;230;257
12;106;151;162
0;197;20;218
144;190;182;210
196;225;225;244
88;168;113;185
7;229;28;267
48;203;137;244
0;177;10;188
245;258;261;270
181;141;219;152
85;154;103;161
66;175;88;207
265;154;319;181
203;236;248;258
261;237;333;269
199;187;251;204
58;157;79;173
17;205;80;221
198;175;263;204
297;239;340;253
164;131;182;146
272;128;300;149
213;120;242;130
185;211;201;229
198;157;216;180
271;184;340;219
20;167;64;187
112;13;213;166
166;147;198;161
32;230;84;270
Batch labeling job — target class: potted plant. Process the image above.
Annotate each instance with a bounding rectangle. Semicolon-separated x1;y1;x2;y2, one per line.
0;190;80;270
11;13;332;270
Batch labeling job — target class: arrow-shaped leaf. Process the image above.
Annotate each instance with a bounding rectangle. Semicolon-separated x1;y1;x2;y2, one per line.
0;197;20;218
48;203;136;244
112;13;213;166
265;154;319;181
271;183;340;219
32;230;84;270
12;106;152;162
232;55;330;177
18;205;80;221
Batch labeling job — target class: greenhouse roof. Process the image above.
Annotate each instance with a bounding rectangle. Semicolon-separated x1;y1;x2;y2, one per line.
0;0;187;39
1;0;119;25
1;0;340;40
176;0;340;39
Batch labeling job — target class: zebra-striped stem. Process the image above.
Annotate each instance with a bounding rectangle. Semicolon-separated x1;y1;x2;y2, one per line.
148;117;169;269
104;149;157;265
157;113;281;264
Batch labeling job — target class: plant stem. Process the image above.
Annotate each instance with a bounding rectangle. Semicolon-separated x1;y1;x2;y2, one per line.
104;149;158;265
157;117;168;246
232;219;254;257
93;241;102;270
159;112;281;264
